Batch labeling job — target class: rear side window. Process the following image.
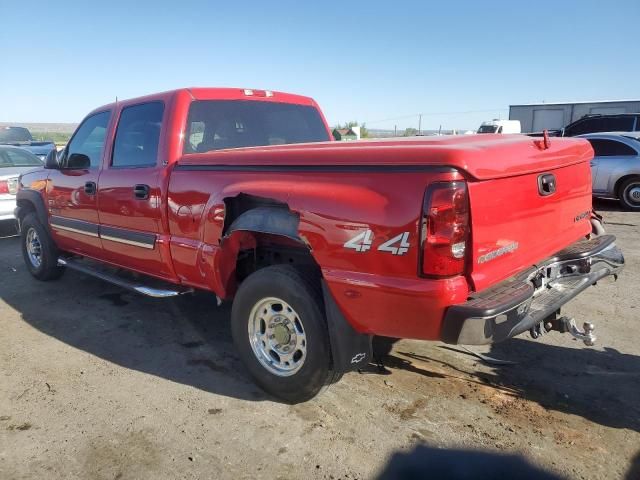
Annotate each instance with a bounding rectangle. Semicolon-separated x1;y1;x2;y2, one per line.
1;149;43;167
112;102;164;167
183;100;330;153
63;111;111;168
588;139;638;156
566;116;635;136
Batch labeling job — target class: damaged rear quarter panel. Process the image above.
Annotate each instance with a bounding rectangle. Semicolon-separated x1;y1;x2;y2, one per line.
167;168;470;339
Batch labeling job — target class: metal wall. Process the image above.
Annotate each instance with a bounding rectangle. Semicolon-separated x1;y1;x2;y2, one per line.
509;101;640;132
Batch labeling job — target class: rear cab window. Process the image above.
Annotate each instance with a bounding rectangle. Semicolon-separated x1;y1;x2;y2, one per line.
183;100;330;153
0;127;32;143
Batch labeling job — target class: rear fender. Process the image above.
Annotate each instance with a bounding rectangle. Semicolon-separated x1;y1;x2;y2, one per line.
218;203;371;374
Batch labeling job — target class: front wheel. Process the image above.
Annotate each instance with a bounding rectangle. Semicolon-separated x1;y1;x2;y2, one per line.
618;177;640;211
20;213;64;281
231;265;337;403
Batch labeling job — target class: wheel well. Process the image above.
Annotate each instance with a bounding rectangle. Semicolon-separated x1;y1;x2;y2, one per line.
235;234;321;284
615;174;640;197
16;199;36;221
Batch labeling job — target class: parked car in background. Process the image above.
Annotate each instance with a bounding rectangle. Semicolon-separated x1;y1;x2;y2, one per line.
0;146;43;220
477;119;521;134
0;126;56;162
579;132;640;210
564;114;640;137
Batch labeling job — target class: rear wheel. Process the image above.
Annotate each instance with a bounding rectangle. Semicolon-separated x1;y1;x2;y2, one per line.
20;213;64;281
231;264;337;403
618;177;640;211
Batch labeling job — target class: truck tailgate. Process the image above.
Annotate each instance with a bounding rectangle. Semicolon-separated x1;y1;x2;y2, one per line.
467;159;593;292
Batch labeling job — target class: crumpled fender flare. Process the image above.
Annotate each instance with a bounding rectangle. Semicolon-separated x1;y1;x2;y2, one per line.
224;206;302;243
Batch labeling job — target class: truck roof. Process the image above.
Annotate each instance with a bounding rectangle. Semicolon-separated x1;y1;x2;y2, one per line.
87;87;318;117
179;134;593;181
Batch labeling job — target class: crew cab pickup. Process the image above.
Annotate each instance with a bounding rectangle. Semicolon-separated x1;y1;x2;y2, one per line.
15;88;624;402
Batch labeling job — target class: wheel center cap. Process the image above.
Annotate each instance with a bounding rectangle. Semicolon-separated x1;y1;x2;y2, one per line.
273;324;291;345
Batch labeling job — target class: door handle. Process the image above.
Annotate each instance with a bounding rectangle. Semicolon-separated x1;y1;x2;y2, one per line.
134;184;150;200
84;181;97;195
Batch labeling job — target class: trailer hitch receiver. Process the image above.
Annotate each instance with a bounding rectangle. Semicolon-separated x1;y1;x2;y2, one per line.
559;316;596;346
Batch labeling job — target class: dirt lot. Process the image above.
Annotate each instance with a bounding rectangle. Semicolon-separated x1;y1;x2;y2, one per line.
0;200;638;480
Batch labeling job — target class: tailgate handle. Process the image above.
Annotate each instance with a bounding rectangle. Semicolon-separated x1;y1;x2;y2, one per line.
538;173;556;196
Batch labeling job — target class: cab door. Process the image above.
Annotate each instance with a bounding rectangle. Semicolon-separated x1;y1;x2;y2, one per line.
96;101;172;278
47;110;111;258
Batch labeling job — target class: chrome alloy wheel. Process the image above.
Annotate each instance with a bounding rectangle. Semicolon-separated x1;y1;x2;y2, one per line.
25;227;42;268
623;183;640;206
248;297;307;376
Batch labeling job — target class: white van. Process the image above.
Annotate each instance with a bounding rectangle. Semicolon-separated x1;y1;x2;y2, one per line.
477;120;521;134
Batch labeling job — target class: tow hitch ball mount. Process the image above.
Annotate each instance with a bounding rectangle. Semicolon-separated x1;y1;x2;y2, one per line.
530;316;596;346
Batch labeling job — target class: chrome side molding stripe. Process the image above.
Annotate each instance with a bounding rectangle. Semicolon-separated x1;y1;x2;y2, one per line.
50;216;156;249
100;234;155;250
52;224;100;238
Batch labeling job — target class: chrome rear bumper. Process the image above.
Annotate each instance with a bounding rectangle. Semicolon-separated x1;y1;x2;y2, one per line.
441;235;624;345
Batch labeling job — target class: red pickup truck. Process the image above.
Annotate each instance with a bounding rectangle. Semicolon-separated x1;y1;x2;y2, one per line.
15;88;624;402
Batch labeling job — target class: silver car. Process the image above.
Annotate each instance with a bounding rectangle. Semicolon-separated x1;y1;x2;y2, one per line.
0;146;44;221
579;132;640;210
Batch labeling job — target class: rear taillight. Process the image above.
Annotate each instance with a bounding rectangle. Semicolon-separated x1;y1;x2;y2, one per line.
420;181;470;277
0;180;8;195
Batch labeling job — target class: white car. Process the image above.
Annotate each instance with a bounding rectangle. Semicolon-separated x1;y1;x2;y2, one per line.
0;146;43;221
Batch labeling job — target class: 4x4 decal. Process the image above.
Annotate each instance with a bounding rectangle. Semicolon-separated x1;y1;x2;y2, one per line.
344;230;411;256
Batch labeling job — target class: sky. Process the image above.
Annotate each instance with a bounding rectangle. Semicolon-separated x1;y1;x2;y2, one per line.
1;0;638;131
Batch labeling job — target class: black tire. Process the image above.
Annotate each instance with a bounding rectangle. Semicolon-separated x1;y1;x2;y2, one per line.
618;177;640;211
20;213;64;281
231;264;337;403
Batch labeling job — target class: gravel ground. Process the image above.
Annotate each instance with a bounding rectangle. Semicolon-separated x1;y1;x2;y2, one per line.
0;200;638;480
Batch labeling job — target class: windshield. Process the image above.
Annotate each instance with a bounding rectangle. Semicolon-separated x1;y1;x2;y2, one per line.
0;148;43;167
0;126;33;143
477;125;499;134
183;100;330;153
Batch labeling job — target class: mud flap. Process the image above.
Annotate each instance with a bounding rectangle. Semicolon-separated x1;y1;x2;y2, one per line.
321;281;372;373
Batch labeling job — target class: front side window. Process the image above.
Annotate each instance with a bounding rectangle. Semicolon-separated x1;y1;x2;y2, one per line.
183;100;330;153
63;111;111;168
588;139;638;157
112;102;164;167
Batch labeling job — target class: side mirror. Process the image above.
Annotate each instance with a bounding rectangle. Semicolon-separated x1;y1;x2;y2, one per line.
67;153;91;169
44;149;59;169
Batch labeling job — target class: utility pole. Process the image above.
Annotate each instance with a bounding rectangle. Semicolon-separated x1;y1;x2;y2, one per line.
418;114;422;135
